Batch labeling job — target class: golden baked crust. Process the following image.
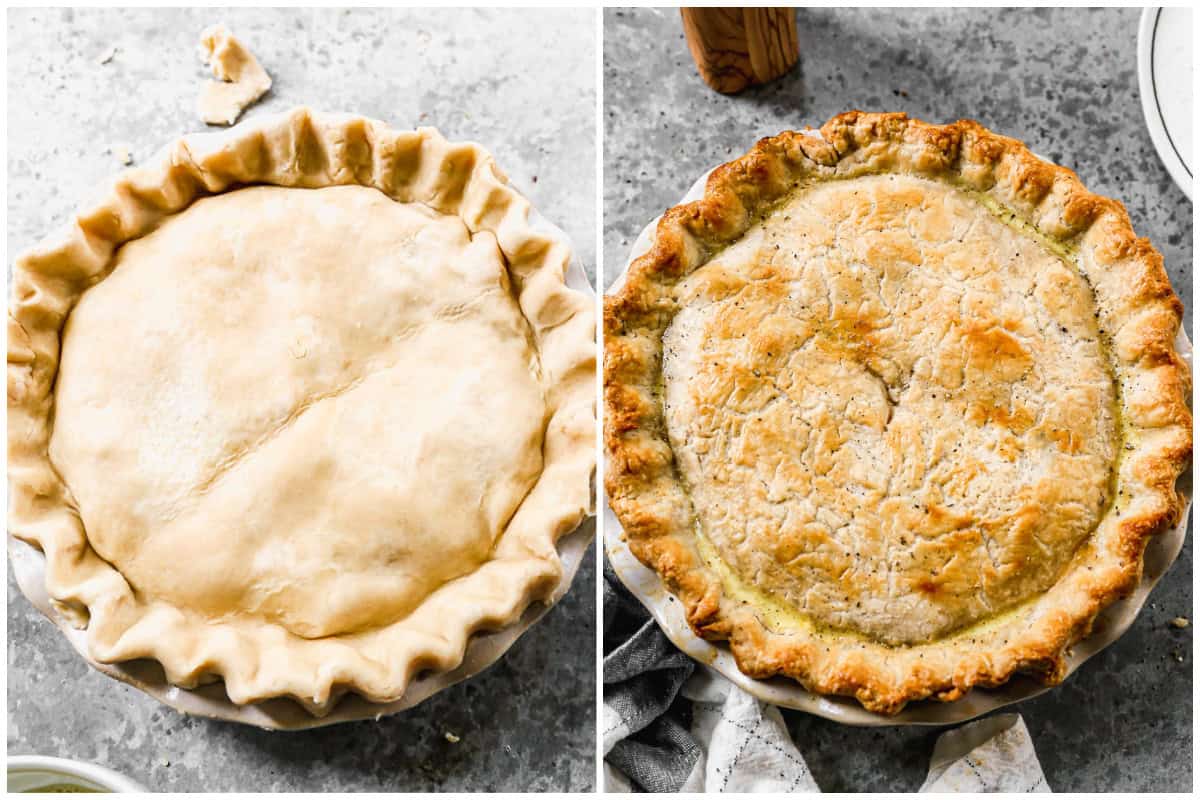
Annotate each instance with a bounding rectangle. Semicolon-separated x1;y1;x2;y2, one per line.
9;108;595;713
604;111;1191;714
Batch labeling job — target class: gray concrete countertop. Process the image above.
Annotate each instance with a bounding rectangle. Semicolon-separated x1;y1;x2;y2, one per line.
7;7;595;792
604;7;1191;793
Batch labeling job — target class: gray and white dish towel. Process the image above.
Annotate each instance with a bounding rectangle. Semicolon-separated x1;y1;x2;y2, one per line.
603;561;1052;793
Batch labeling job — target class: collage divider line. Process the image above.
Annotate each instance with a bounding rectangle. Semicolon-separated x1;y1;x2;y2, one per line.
593;5;605;795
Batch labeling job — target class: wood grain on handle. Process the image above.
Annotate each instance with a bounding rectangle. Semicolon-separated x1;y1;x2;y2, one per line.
681;7;799;94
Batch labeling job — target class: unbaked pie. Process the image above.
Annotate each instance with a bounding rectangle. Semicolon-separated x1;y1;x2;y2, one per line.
8;108;595;713
604;111;1191;714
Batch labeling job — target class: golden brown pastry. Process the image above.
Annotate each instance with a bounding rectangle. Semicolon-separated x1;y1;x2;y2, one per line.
604;111;1191;714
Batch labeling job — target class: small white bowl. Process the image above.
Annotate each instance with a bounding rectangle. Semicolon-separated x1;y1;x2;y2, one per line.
7;755;146;793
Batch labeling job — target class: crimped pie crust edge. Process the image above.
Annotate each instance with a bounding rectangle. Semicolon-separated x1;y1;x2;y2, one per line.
8;107;596;713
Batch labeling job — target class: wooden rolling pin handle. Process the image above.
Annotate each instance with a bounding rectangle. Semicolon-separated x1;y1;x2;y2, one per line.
681;7;800;94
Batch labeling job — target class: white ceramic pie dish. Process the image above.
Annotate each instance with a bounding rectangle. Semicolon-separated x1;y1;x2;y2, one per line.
1138;7;1193;199
7;118;598;730
605;150;1193;727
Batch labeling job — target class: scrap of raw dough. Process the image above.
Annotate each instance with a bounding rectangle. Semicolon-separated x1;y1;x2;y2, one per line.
197;24;272;126
112;146;133;166
97;46;117;65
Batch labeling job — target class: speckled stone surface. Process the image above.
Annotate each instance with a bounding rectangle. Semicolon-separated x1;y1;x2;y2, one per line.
7;7;595;792
604;7;1191;793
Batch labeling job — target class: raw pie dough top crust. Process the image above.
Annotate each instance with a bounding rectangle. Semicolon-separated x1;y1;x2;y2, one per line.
8;109;595;712
663;174;1117;645
52;185;546;640
604;112;1191;714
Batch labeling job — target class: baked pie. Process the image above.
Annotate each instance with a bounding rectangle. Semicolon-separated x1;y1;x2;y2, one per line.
604;111;1191;714
8;108;595;713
